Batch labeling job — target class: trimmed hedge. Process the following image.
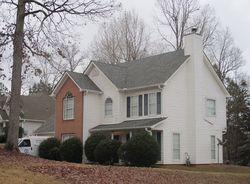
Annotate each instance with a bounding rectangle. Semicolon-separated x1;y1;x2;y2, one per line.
84;133;108;162
120;131;159;167
60;137;83;163
94;139;121;164
38;137;61;160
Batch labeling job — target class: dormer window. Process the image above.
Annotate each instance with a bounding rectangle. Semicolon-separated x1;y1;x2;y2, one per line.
63;92;74;120
105;98;113;116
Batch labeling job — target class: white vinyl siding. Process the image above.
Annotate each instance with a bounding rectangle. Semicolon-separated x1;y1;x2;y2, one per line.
173;133;180;160
211;135;216;159
149;93;156;115
206;99;216;117
63;97;74;120
105;98;113;116
131;96;138;117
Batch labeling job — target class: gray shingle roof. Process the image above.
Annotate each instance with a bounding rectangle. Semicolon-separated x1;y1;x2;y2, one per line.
90;117;166;132
67;71;101;92
93;50;189;89
34;114;55;134
20;94;54;121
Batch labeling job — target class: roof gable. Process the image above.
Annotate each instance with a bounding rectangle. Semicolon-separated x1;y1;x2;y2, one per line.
203;54;230;97
52;71;102;96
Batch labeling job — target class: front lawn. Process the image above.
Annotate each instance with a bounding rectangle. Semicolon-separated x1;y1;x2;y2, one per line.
0;145;249;184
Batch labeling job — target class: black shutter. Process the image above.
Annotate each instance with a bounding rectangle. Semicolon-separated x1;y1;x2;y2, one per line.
157;92;161;114
127;96;130;117
139;95;142;116
144;94;148;115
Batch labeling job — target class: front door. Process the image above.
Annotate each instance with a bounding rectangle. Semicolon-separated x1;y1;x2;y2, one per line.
153;131;162;162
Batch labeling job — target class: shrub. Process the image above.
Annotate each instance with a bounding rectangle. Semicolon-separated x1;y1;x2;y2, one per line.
38;137;61;160
120;131;159;167
84;133;108;162
94;139;121;164
48;147;61;161
60;137;83;163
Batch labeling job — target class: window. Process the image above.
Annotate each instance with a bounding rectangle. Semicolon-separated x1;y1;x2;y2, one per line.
113;135;120;141
19;139;31;147
131;96;138;117
62;134;75;142
63;92;74;120
105;98;113;116
173;133;180;160
206;99;216;117
211;135;216;159
149;93;156;115
127;92;161;117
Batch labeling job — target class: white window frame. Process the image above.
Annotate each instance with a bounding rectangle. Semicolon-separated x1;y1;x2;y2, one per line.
105;98;113;116
206;99;216;117
211;135;216;160
173;133;180;160
130;96;138;117
149;93;157;115
62;134;75;142
63;95;74;120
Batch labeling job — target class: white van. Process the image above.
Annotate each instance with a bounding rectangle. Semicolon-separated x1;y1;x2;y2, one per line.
18;136;51;156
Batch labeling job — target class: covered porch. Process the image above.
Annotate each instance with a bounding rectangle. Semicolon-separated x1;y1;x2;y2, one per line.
90;117;166;163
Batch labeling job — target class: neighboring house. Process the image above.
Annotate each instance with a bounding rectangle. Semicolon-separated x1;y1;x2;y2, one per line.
34;114;55;136
0;94;55;136
52;31;230;164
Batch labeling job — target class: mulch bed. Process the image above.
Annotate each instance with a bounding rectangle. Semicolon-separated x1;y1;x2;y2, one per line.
0;147;249;184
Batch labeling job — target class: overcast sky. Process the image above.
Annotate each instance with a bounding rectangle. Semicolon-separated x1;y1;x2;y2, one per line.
1;0;250;92
79;0;250;74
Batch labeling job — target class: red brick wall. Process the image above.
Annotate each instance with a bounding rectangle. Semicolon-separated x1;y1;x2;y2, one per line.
55;77;84;141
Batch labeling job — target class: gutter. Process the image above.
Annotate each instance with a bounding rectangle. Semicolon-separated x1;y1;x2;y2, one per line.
119;83;165;92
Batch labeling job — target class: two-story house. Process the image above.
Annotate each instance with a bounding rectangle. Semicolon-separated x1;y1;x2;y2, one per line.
52;30;230;164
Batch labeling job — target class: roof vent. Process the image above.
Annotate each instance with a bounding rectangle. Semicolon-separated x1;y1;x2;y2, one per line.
191;27;198;33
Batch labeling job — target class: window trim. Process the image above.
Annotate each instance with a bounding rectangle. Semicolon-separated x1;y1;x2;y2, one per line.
126;91;162;118
206;98;216;117
130;96;139;117
61;133;75;142
63;92;75;120
172;133;180;160
105;97;113;117
211;135;216;160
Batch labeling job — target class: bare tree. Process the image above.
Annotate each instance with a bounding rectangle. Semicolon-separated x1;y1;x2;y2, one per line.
49;39;86;73
0;0;118;150
156;0;218;50
91;10;150;64
32;38;86;91
207;28;244;82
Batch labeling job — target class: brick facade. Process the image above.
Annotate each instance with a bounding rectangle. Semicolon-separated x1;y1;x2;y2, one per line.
55;77;84;141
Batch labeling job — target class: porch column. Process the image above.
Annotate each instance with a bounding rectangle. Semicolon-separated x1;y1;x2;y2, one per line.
111;132;114;140
129;131;132;138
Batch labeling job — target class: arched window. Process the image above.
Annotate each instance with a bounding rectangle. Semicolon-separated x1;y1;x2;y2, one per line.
105;98;113;116
63;92;74;120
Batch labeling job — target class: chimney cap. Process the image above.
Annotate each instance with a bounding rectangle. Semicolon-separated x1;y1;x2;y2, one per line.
191;27;198;33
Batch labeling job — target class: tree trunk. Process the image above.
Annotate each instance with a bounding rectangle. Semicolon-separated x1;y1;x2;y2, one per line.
6;0;25;150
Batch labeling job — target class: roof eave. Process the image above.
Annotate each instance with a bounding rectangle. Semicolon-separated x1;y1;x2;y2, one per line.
80;89;103;95
119;84;165;92
203;54;231;97
90;117;167;133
